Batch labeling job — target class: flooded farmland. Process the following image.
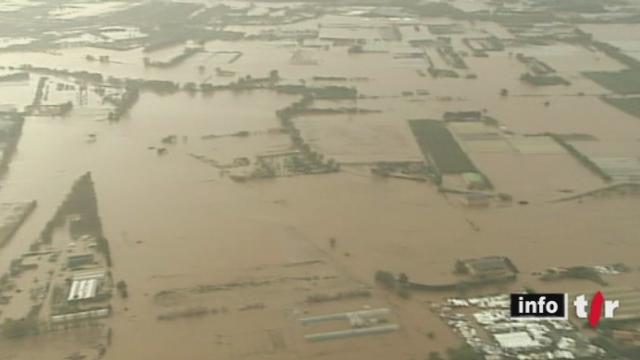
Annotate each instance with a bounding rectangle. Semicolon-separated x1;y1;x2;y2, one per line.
0;1;640;360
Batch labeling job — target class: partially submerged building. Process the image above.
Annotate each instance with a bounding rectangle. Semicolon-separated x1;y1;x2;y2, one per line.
463;193;491;207
462;172;488;190
456;256;518;280
300;308;398;342
67;278;98;302
67;253;95;269
67;271;106;302
494;332;542;351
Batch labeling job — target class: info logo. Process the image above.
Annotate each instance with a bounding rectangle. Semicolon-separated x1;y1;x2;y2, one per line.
510;291;620;328
510;293;568;320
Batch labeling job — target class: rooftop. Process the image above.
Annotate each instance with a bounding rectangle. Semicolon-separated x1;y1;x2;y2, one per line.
494;331;540;350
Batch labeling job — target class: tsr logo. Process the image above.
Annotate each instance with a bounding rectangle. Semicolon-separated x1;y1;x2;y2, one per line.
574;291;619;328
510;291;619;328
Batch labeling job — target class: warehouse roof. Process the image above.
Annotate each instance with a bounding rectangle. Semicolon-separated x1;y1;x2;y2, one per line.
494;332;540;349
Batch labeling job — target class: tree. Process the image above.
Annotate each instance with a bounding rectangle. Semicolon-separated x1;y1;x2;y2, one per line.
2;317;39;338
446;345;480;360
269;69;280;82
116;280;128;298
327;158;339;171
454;260;467;274
398;273;409;284
374;270;396;288
499;88;509;97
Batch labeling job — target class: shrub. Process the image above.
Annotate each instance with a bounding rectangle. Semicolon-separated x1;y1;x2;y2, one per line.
374;270;397;288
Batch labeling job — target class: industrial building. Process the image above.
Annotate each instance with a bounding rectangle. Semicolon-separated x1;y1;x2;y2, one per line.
494;332;541;351
438;294;606;359
67;278;98;301
67;253;94;268
50;308;110;325
66;271;105;302
300;308;398;342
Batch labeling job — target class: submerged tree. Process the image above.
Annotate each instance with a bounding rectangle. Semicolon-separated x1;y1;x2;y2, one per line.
269;69;280;83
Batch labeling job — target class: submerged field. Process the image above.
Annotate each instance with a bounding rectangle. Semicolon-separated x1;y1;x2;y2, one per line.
0;1;639;360
601;96;640;119
582;69;640;94
408;119;477;174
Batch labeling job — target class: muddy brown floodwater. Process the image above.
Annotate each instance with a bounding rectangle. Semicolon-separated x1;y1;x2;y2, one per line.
0;10;639;360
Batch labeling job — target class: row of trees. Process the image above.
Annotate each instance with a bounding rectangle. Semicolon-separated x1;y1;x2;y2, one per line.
274;94;340;175
37;172;112;266
548;133;612;182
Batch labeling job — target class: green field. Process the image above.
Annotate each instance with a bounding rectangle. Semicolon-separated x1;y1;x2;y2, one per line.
601;96;640;119
582;70;640;94
408;119;477;174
